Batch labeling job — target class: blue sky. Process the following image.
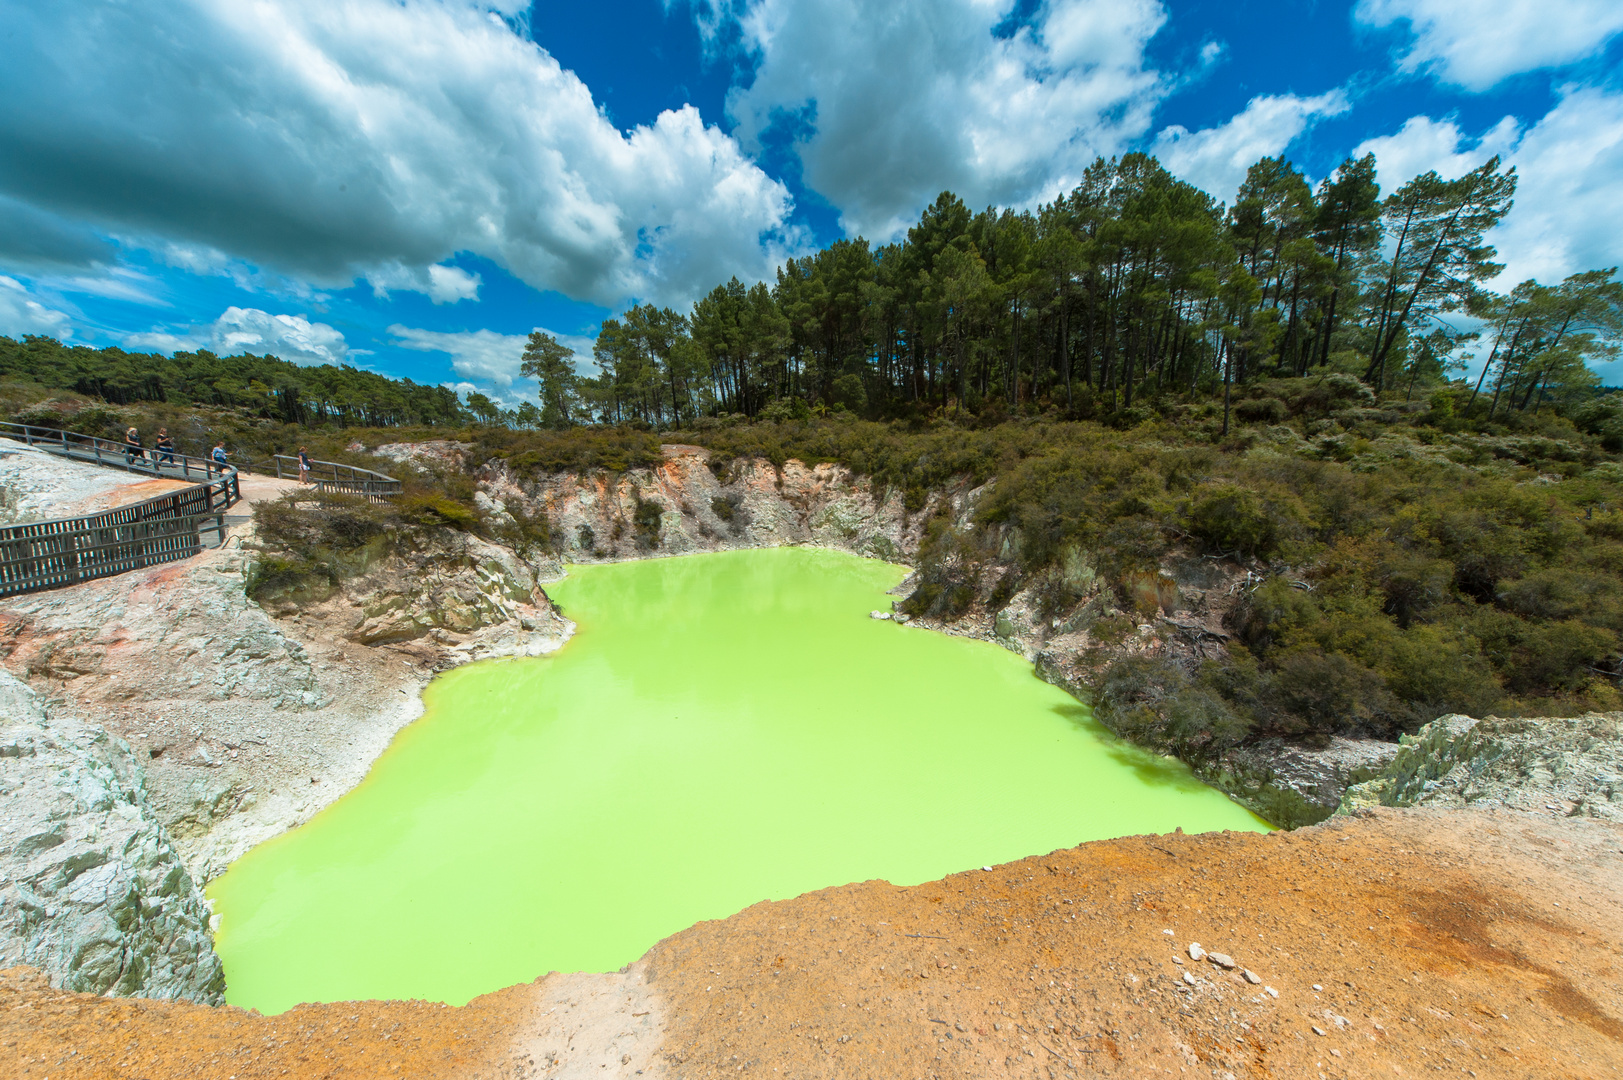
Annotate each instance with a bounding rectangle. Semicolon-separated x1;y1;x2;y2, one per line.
2;0;1621;401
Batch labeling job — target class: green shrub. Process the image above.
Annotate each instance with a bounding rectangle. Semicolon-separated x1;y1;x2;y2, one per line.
1093;656;1251;758
1234;396;1287;425
1185;483;1304;558
633;496;664;549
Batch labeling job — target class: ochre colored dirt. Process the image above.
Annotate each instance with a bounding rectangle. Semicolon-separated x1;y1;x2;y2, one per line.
9;807;1623;1078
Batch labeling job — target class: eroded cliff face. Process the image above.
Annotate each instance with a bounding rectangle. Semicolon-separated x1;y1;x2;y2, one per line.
379;441;945;564
0;672;222;1003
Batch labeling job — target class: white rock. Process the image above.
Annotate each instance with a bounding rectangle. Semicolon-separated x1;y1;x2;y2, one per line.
0;673;223;1003
1242;969;1261;984
869;610;892;620
1188;943;1206;961
1208;952;1236;969
1182;972;1197;986
1265;986;1279;998
1312;1026;1327;1036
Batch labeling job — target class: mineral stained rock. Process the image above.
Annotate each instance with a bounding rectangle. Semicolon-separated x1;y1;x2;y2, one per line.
1339;711;1623;820
0;672;222;1003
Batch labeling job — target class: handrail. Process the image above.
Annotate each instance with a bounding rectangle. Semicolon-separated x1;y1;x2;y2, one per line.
266;454;401;496
0;421;241;597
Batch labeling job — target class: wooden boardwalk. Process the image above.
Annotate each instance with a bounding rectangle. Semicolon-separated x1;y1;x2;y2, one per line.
0;423;244;597
0;424;404;597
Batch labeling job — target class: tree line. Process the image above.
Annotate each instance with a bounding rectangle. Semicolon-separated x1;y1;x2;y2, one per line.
0;335;468;428
514;151;1619;428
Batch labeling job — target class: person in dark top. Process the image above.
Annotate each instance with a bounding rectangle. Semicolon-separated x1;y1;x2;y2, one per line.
297;446;312;484
124;427;144;466
154;429;176;466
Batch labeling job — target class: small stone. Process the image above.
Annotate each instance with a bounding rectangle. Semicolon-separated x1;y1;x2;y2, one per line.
1162;929;1174;936
1242;969;1261;985
869;610;892;620
1182;972;1197;986
1312;984;1323;991
1188;943;1206;961
981;865;993;872
1208;952;1236;970
1312;1026;1326;1036
1265;986;1279;999
1172;956;1184;965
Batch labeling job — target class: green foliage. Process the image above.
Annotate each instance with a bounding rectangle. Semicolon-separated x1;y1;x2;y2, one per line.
633;496;664;549
247;480;490;604
0;335;467;427
1093;656;1252;757
1185;483;1306;559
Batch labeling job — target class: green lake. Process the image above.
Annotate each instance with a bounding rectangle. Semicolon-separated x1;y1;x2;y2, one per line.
208;546;1268;1012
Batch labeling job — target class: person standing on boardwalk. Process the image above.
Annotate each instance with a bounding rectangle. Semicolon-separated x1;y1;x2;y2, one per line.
154;429;176;466
211;441;228;467
124;426;144;466
297;446;312;484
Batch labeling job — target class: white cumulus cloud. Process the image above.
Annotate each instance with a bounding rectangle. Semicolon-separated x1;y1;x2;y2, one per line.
367;263;483;305
0;276;73;340
0;0;796;307
1354;86;1623;285
389;324;595;388
708;0;1170;239
1151;90;1350;202
127;307;351;363
210;308;350;366
1355;0;1623;90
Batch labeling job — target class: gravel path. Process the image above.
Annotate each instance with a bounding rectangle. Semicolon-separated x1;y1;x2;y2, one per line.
0;443;194;523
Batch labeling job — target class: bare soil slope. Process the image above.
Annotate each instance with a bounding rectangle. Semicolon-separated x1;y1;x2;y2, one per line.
7;806;1621;1078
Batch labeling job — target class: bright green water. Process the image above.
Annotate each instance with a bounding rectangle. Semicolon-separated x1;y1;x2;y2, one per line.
209;547;1267;1012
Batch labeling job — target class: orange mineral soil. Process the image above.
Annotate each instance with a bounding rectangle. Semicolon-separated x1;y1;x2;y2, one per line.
8;806;1622;1079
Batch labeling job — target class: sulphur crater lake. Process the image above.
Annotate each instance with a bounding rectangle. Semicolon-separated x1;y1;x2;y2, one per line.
209;547;1268;1012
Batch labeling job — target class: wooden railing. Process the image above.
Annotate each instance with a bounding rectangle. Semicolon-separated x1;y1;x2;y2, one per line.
267;454;402;496
0;422;240;597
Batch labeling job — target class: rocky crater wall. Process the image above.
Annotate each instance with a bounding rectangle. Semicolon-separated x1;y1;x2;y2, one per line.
0;671;222;1003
